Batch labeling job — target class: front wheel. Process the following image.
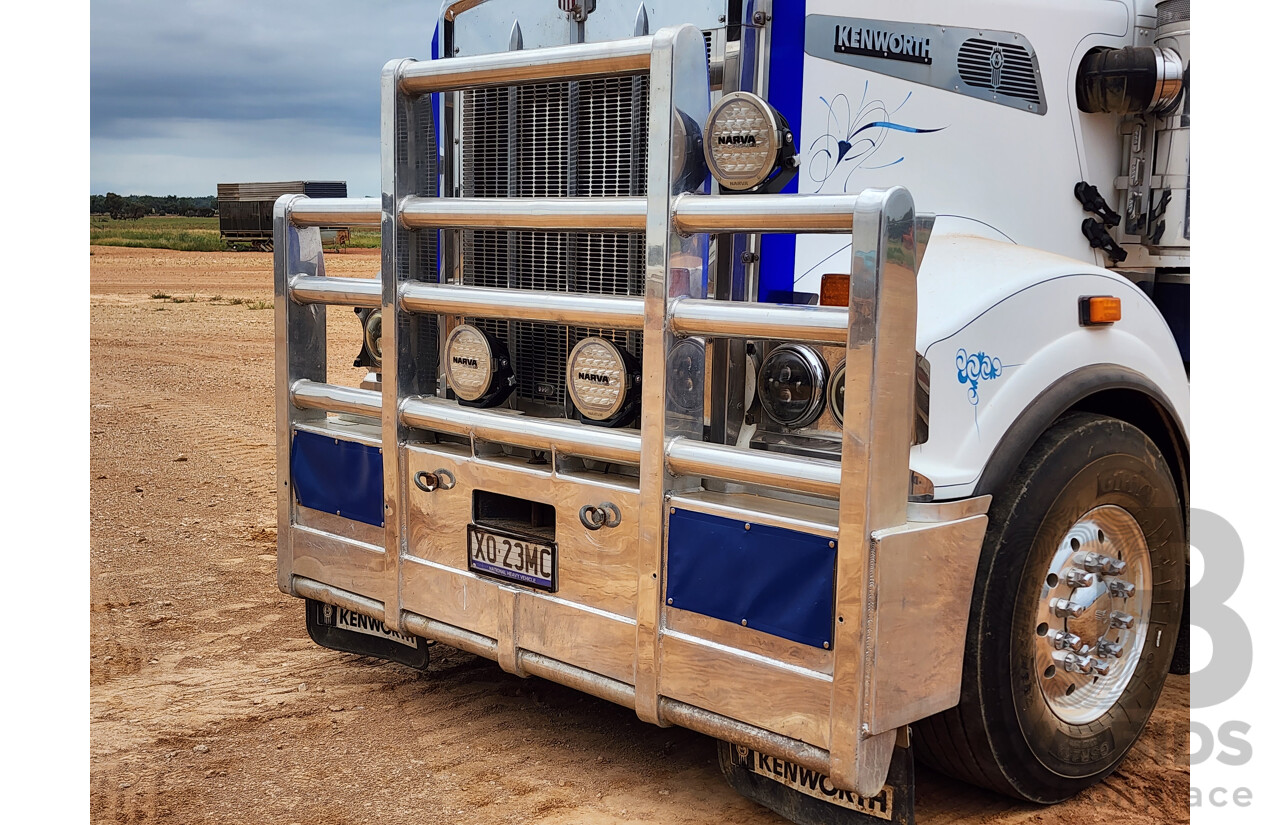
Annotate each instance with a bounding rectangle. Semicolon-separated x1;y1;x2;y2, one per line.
914;413;1185;802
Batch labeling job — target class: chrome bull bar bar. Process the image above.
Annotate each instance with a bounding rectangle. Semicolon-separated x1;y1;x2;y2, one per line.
288;197;380;227
274;24;987;798
288;192;876;234
285;379;845;498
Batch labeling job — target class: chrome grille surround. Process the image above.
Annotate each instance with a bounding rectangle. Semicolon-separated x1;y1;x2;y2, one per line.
460;77;650;413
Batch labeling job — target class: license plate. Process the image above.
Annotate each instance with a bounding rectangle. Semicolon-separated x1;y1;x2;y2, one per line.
467;524;557;591
329;605;420;649
733;746;894;820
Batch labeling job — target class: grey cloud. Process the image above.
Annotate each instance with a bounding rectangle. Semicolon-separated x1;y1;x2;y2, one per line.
92;0;441;194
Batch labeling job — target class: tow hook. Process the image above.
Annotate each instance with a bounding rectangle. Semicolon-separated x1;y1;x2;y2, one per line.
414;469;456;493
579;502;622;530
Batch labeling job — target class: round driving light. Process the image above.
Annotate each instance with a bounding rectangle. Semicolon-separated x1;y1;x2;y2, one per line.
758;343;828;428
444;324;515;407
363;309;383;369
566;336;640;426
704;92;794;192
829;360;846;427
667;338;705;416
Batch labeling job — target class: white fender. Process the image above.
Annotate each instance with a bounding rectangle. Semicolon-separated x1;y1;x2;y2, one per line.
911;225;1189;499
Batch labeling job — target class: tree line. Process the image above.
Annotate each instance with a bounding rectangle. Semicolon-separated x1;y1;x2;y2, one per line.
91;193;218;219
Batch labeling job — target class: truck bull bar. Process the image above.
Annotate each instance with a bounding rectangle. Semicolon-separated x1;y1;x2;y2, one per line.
274;25;989;797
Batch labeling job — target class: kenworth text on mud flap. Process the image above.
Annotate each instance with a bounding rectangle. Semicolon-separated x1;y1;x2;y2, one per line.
272;2;1190;822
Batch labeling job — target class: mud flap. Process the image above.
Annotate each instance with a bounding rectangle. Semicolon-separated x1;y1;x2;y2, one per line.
304;599;430;670
718;740;914;825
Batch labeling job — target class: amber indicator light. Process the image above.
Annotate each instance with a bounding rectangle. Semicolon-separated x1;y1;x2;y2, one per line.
820;273;850;307
1079;295;1122;326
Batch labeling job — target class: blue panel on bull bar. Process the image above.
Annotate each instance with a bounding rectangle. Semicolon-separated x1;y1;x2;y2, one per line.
290;430;384;527
666;508;836;649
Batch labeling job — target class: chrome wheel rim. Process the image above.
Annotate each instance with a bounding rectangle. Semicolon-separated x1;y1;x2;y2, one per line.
1034;505;1152;725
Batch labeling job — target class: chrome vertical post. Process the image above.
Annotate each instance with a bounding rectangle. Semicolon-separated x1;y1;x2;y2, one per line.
379;59;415;632
827;187;919;796
273;194;328;596
634;24;710;727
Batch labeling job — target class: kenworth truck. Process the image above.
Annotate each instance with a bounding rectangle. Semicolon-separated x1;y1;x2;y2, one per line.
273;1;1190;822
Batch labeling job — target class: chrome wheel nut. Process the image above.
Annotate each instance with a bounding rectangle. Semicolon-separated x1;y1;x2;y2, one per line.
1110;611;1135;629
1062;568;1097;588
1108;580;1136;599
1051;598;1087;619
1049;630;1085;651
1077;552;1127;576
1096;640;1124;658
1053;650;1096;674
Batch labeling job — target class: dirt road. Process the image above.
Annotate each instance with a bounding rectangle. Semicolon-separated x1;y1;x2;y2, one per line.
89;245;1189;824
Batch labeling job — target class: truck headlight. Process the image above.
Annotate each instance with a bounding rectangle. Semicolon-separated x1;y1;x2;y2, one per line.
566;336;640;426
667;338;704;416
444;323;515;408
670;109;705;192
703;92;796;193
363;309;383;369
758;343;827;428
829;360;846;427
353;307;382;371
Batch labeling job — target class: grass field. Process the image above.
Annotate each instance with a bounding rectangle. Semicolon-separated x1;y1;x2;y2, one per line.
90;216;225;251
89;215;380;251
345;229;380;249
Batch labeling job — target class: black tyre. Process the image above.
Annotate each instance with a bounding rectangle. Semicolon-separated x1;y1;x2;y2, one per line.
914;413;1186;802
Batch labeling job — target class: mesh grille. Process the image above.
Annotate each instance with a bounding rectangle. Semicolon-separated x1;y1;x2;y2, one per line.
399;96;440;393
461;77;649;411
957;39;1042;106
1156;0;1190;26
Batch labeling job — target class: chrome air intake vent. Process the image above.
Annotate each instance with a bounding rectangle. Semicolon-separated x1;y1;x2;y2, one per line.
460;77;648;412
957;38;1043;108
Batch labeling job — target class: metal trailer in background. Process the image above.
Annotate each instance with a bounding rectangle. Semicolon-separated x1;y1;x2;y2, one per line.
218;181;350;251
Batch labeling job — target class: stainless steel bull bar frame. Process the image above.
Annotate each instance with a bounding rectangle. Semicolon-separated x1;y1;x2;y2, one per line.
274;25;989;797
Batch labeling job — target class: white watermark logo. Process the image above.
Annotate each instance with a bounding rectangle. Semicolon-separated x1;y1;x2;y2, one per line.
1191;509;1254;809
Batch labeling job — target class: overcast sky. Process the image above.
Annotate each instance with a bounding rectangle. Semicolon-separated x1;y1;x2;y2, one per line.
91;0;443;197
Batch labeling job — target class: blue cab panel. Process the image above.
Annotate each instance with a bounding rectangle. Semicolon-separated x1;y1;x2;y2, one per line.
666;508;836;649
290;431;384;527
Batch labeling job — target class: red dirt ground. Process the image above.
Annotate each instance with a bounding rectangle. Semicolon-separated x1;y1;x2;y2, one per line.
89;245;1189;824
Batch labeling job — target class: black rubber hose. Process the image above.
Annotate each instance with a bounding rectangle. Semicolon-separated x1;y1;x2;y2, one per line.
1076;46;1158;114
